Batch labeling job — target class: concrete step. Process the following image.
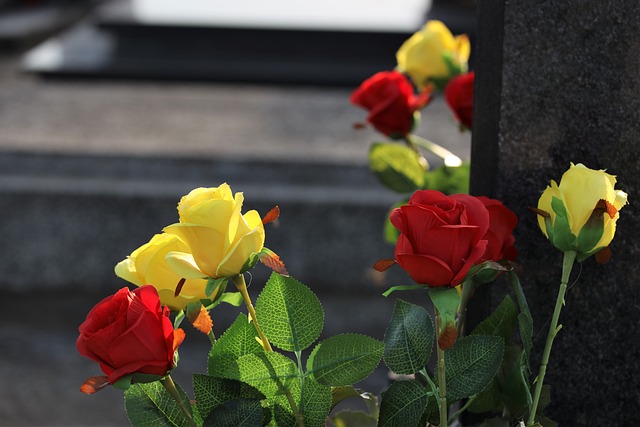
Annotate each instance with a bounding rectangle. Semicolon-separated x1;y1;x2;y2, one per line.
0;149;409;294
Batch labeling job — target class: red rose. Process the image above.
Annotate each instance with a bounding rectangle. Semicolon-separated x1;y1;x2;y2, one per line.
77;286;185;386
390;190;489;287
445;71;474;129
477;196;518;262
351;70;430;138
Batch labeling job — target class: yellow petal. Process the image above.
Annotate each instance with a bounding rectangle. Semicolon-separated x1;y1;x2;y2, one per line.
217;228;265;278
165;251;208;279
114;258;144;286
559;164;614;233
537;180;560;237
178;183;234;222
164;223;226;277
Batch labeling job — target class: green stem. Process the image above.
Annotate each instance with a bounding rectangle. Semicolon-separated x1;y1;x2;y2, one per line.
231;274;273;352
448;394;477;424
419;367;439;397
403;135;429;170
435;311;448;427
207;329;217;346
160;376;197;427
410;134;463;167
456;279;475;336
526;250;577;426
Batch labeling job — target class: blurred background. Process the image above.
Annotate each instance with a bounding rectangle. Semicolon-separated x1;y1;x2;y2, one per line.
0;0;474;425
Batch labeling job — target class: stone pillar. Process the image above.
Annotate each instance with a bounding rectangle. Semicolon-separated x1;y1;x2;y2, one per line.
470;0;640;424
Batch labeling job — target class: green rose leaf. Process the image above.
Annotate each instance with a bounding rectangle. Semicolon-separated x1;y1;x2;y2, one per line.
307;334;383;387
255;273;324;352
383;299;434;375
377;380;429;427
203;399;266;427
205;277;227;299
470;295;517;344
369;142;426;193
192;374;264;421
423;163;470;194
327;410;377;427
124;381;193;427
208;313;263;377
466;378;502;414
233;352;298;397
299;378;332;427
445;335;505;401
501;345;533;415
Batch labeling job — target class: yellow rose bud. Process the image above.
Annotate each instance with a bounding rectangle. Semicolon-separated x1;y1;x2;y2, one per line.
164;183;265;280
114;233;210;311
396;20;470;90
537;163;628;257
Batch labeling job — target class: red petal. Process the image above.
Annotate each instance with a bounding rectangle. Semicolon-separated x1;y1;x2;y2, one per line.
396;253;454;287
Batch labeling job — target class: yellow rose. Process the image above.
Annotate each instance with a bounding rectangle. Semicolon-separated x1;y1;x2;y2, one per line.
114;233;210;311
396;20;470;90
164;183;265;280
537;163;627;257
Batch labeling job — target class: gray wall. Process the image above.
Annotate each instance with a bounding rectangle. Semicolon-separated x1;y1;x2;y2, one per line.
472;0;640;424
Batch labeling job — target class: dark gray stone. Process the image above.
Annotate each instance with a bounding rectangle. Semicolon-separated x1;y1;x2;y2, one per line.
471;0;640;424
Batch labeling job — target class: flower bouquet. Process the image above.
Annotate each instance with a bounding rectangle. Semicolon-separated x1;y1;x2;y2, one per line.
76;21;628;427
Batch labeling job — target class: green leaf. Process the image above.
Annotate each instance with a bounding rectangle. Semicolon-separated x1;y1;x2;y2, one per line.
423;163;470;194
203;399;266;427
215;292;243;307
232;352;298;397
445;335;505;401
382;284;427;297
208;313;263;377
428;287;460;343
307;334;383;387
470;295;517;344
327;410;377;427
369;142;425;193
466;378;502;413
383;299;434;375
478;417;511;427
299;378;332;427
501;345;532;415
550;197;576;251
509;271;533;369
255;273;324;352
377;380;429;427
192;374;264;421
124;381;193;427
206;277;227;299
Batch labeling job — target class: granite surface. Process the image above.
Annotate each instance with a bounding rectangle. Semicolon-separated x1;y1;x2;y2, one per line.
476;1;640;424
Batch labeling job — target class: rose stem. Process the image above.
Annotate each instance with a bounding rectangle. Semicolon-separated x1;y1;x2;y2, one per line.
231;274;273;352
410;134;463;167
160;375;197;427
435;310;448;427
526;250;576;426
231;274;304;426
403;135;429;170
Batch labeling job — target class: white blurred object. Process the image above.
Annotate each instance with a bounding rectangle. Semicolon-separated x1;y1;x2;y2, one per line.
131;0;432;32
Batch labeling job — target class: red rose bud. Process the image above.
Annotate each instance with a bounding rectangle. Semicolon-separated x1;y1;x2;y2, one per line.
77;286;185;389
390;190;489;287
351;70;430;138
476;196;518;262
445;71;474;129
